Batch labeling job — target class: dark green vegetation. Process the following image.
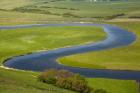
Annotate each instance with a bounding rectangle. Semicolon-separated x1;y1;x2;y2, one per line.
38;69;92;93
59;22;140;70
0;0;140;25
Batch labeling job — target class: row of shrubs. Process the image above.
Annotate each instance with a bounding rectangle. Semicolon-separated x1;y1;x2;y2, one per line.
38;69;92;93
12;7;81;18
105;13;125;19
12;7;128;19
40;6;79;10
12;8;52;14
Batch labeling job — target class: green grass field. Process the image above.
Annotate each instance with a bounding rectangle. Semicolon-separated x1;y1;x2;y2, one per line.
0;0;140;93
59;22;140;70
0;26;106;65
0;68;138;93
0;0;140;25
0;23;139;93
0;68;75;93
88;78;138;93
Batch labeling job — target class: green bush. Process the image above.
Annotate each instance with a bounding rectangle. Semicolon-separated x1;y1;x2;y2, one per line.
38;69;92;93
38;69;57;84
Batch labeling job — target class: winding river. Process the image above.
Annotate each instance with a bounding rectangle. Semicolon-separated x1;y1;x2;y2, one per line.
1;23;140;81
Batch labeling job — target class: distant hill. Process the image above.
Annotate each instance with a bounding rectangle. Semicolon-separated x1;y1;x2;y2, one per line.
0;0;139;22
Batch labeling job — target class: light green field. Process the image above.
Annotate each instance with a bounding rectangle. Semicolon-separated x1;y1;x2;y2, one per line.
0;68;138;93
0;0;36;10
0;23;139;93
0;26;106;65
88;78;138;93
59;22;140;70
0;68;75;93
0;0;140;93
0;0;140;25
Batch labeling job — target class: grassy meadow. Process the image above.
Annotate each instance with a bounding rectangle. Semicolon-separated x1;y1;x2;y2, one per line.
0;22;139;93
0;0;140;93
59;22;140;70
0;68;138;93
0;26;106;65
0;0;140;25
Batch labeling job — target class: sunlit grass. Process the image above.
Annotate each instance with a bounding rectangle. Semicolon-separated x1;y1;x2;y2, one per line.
0;26;106;65
59;22;140;70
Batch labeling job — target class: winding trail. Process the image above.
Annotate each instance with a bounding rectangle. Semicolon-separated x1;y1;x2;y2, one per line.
1;23;140;81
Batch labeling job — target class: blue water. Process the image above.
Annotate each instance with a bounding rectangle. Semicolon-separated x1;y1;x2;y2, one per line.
1;23;140;81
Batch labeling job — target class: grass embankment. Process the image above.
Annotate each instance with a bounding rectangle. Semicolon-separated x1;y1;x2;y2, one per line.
0;68;138;93
59;22;140;70
0;68;75;93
